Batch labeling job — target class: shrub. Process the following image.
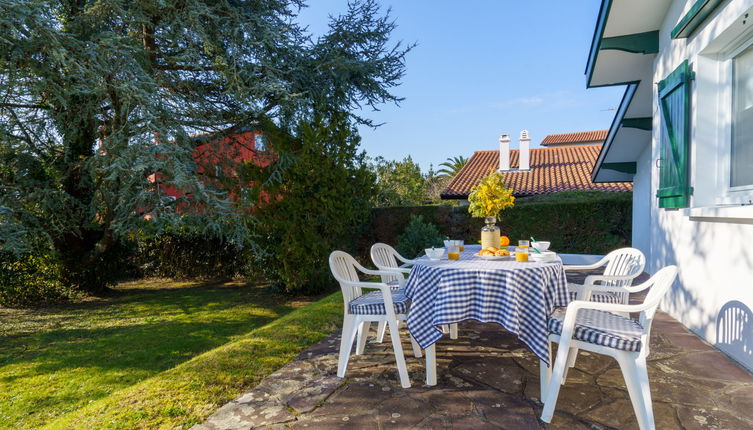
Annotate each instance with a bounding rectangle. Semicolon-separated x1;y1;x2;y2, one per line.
362;192;632;256
245;113;375;294
396;215;443;259
0;251;79;307
134;228;251;280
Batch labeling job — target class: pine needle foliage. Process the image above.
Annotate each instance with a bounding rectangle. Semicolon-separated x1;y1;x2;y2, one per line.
0;0;410;293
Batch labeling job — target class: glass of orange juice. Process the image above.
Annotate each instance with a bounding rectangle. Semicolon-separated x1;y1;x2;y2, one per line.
448;245;460;260
457;240;465;252
516;240;529;262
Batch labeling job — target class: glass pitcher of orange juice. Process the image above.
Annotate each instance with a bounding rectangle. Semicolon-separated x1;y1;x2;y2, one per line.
516;240;529;262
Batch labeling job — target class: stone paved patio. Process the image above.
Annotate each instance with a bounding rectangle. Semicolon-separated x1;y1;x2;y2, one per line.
194;275;753;429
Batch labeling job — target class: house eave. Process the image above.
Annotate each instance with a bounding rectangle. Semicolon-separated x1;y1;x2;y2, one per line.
586;0;672;88
592;83;653;183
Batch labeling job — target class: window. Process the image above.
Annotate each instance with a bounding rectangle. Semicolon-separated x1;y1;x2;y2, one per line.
731;43;753;188
255;134;265;152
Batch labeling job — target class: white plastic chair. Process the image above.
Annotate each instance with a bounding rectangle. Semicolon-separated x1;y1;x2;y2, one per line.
370;243;458;341
564;247;646;306
329;250;422;388
540;265;678;430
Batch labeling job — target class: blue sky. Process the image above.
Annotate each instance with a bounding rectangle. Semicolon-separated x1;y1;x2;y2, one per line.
298;1;622;172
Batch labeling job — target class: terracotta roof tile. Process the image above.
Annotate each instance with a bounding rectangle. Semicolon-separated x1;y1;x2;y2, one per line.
540;130;608;146
440;144;632;199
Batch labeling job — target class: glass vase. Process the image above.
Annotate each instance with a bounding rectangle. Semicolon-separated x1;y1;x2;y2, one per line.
480;216;501;249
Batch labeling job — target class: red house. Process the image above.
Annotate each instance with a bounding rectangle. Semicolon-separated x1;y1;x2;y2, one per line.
147;126;274;215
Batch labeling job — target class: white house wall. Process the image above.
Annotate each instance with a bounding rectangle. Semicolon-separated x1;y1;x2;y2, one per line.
645;0;753;372
632;145;651;256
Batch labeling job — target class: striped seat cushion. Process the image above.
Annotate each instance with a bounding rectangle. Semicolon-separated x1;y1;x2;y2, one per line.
387;280;401;290
568;290;622;304
349;289;411;315
548;307;643;352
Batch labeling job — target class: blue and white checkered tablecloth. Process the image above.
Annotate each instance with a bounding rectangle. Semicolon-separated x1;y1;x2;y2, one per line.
404;245;569;364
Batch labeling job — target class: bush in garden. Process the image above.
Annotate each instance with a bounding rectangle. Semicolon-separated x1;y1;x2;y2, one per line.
246;113;376;294
396;215;443;259
363;192;632;256
0;251;79;307
135;227;251;280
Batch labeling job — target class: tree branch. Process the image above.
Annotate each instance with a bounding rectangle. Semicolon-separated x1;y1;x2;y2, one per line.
0;103;49;109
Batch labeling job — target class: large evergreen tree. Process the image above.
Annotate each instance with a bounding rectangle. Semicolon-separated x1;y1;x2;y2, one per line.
0;0;410;292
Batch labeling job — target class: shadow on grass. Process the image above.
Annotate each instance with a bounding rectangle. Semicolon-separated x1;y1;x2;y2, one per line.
0;281;301;382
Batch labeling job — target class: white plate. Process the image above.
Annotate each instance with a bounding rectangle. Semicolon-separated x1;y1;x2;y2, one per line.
529;251;557;262
475;253;513;260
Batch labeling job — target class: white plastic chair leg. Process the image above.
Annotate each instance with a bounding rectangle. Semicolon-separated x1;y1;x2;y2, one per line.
449;323;458;340
541;339;573;422
337;315;359;378
376;320;387;343
562;347;579;384
539;341;552;403
441;325;449;334
356;321;371;355
426;343;437;386
387;319;411;388
616;353;655;430
409;334;422;358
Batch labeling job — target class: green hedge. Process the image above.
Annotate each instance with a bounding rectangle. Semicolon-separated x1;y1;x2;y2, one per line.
359;192;632;257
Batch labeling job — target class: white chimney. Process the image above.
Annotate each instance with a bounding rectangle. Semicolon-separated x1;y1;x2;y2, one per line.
498;134;511;171
518;130;531;171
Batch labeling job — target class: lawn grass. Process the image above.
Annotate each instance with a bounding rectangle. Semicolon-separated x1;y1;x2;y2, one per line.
0;279;343;429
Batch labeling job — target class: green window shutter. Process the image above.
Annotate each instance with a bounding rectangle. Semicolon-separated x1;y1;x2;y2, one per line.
657;60;694;209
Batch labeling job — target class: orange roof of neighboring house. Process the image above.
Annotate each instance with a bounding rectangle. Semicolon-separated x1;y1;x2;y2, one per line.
440;144;632;199
540;130;608;146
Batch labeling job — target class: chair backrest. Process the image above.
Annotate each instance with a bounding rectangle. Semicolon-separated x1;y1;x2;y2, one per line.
603;248;646;287
637;265;678;357
329;251;365;308
370;243;404;284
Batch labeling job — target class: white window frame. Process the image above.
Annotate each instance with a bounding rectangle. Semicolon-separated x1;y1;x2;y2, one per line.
716;36;753;204
689;11;753;219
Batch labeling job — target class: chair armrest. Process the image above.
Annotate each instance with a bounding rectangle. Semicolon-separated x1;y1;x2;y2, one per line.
584;274;638;285
563;256;608;272
394;267;412;274
396;255;417;265
558;299;656;334
398;263;414;269
342;280;394;293
355;261;408;278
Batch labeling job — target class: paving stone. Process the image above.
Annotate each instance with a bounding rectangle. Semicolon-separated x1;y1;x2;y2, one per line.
290;412;378;429
417;389;475;417
307;381;389;417
532;382;603;416
674;351;753;384
596;363;729;407
676;405;753;430
463;389;540;429
583;395;678;430
413;414;449;429
452;357;527;395
542;413;595;430
446;415;501;429
194;399;294;430
376;395;433;429
285;376;343;413
723;385;753;423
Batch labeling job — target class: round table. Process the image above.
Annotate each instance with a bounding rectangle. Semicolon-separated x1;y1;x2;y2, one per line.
404;244;569;385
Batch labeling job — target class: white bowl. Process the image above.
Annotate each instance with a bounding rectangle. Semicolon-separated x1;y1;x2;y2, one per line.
425;248;446;260
533;241;551;252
